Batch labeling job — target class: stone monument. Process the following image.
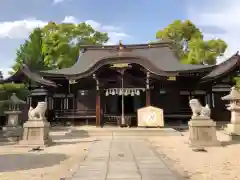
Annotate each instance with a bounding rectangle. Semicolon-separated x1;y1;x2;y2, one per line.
0;93;25;141
137;106;164;127
19;101;52;147
188;99;220;147
222;86;240;140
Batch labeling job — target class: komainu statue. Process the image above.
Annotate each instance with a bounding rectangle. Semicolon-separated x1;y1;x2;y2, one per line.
28;102;47;120
189;99;211;119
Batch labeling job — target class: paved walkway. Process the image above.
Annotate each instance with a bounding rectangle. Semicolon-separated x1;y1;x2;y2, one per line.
71;137;180;180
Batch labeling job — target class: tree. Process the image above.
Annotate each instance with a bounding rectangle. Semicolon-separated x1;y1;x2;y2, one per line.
11;27;47;74
0;71;3;80
41;22;109;69
156;20;227;65
11;22;109;73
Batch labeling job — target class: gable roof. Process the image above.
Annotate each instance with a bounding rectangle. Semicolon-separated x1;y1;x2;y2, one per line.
41;41;213;78
2;64;57;87
201;52;240;81
4;41;237;85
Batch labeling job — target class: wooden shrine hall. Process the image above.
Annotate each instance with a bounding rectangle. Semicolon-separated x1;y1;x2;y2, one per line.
2;41;240;126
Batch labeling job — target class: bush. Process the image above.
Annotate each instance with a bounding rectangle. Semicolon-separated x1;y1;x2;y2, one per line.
234;77;240;89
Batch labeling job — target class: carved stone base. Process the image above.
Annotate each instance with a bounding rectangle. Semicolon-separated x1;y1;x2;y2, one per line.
19;118;52;148
188;119;221;147
225;123;240;135
224;123;240;140
2;126;22;142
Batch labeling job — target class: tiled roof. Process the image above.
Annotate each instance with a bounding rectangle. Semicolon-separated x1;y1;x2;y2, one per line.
3;64;57;87
41;41;213;78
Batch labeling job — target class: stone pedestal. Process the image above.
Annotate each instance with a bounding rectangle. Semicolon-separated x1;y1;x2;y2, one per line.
224;123;240;140
188;118;220;147
2;111;22;142
224;107;240;140
19;118;52;147
4;110;21;126
221;86;240;140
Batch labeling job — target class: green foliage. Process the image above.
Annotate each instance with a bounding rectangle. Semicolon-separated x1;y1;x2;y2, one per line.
0;83;29;115
11;22;109;73
0;71;3;79
156;20;227;65
234;77;240;89
11;28;47;74
0;83;29;101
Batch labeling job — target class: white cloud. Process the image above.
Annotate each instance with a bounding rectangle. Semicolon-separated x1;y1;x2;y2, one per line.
53;0;65;5
0;18;47;39
65;16;130;45
0;67;11;78
85;20;121;32
0;16;130;45
0;16;130;77
62;16;78;24
187;0;240;63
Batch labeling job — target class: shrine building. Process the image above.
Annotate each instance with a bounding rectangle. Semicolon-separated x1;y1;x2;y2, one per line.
2;41;239;126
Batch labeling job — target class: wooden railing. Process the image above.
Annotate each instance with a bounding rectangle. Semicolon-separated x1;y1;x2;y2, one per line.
51;108;191;126
55;109;96;119
104;114;136;126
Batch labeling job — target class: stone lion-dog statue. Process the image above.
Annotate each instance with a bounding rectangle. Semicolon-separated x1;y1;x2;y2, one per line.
189;99;211;119
28;102;47;120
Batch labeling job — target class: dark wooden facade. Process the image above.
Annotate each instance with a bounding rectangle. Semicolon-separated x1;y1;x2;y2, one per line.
2;41;239;126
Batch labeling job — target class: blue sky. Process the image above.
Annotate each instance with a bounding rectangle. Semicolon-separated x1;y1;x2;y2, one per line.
0;0;239;77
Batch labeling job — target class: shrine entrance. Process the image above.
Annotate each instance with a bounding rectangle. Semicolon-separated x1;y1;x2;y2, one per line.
104;90;145;126
96;63;150;127
118;96;134;114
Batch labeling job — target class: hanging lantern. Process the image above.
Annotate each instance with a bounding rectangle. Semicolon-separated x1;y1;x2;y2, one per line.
115;89;119;95
131;89;134;96
105;89;109;96
134;89;138;95
124;89;128;96
112;89;116;95
136;90;140;96
119;89;122;95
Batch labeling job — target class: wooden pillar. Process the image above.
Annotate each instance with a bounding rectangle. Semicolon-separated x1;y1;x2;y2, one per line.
27;80;32;106
146;90;150;106
207;92;212;108
96;91;101;127
146;71;150;106
93;74;101;127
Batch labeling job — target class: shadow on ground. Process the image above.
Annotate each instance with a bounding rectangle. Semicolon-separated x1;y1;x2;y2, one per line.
173;128;188;132
50;127;72;132
221;140;240;147
52;139;99;146
0;153;67;172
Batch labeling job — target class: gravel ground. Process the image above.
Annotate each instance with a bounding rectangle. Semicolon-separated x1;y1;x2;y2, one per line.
148;130;240;180
1;128;240;180
0;131;95;180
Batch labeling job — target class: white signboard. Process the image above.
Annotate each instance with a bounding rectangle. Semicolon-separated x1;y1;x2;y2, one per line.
137;106;164;127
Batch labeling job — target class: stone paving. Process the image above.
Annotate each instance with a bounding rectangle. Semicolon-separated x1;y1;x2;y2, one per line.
71;137;180;180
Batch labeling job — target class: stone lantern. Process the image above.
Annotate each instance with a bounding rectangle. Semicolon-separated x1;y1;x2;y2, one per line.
222;86;240;139
0;93;26;141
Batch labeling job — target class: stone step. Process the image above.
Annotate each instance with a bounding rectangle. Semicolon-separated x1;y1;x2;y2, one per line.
66;127;182;137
